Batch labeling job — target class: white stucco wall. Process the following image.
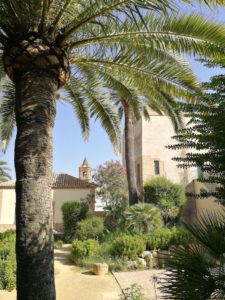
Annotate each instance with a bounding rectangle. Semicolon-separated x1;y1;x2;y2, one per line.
0;187;92;227
52;188;91;223
0;189;16;224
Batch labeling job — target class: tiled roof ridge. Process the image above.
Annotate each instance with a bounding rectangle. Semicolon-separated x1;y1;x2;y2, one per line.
0;172;95;188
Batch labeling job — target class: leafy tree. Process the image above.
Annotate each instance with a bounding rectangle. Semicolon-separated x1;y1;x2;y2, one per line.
94;160;128;207
0;160;11;182
0;1;225;299
144;177;186;225
103;200;128;233
169;74;225;204
162;212;225;300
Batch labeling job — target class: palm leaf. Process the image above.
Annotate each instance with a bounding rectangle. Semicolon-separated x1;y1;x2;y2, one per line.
0;81;16;152
162;213;225;300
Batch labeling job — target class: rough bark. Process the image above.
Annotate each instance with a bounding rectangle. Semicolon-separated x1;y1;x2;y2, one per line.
122;99;139;205
14;70;57;300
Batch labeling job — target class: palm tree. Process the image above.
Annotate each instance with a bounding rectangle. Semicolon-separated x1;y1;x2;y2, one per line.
118;79;190;206
85;11;225;205
162;212;225;299
125;203;162;234
0;1;225;299
0;160;11;182
106;80;187;206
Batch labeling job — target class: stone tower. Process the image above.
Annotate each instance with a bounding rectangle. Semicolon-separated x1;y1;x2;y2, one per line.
79;158;92;183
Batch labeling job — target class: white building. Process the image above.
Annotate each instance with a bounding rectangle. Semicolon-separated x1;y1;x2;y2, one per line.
0;159;96;232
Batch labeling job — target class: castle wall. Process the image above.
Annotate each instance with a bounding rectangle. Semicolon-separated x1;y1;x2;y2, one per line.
141;115;198;185
122;113;198;189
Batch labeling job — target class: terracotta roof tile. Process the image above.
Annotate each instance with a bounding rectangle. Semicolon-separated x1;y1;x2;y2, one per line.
0;173;95;189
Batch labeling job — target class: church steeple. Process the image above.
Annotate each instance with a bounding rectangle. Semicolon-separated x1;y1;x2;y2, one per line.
79;158;92;182
82;157;88;165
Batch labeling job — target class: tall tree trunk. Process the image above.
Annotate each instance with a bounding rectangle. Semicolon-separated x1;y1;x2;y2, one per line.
122;99;139;205
14;70;57;300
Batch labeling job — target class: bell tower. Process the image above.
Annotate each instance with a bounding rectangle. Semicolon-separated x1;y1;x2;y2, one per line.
79;158;92;183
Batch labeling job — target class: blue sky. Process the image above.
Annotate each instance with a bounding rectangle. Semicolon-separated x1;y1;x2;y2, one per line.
2;3;225;179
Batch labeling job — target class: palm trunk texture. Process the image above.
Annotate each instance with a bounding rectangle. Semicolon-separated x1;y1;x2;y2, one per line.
122;99;139;205
14;70;57;300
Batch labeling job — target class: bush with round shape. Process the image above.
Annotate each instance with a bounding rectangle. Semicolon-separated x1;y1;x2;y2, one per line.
71;239;100;261
145;227;192;250
143;177;186;225
76;217;104;240
111;235;145;260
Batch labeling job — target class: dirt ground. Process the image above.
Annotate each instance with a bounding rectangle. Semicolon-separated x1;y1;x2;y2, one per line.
113;269;166;300
0;246;166;300
0;245;122;300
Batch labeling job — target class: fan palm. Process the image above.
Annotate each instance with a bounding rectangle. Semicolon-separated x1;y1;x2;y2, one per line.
1;1;225;299
162;212;225;300
125;203;162;234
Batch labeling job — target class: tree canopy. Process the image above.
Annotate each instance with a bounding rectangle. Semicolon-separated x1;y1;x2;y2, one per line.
169;74;225;204
1;1;225;151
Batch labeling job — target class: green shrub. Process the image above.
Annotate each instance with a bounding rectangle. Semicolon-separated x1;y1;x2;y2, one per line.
104;201;127;232
54;240;63;249
111;235;145;259
61;201;89;241
71;239;100;261
0;230;15;241
119;284;152;300
143;177;186;225
125;204;162;234
0;230;16;291
75;255;129;272
76;217;104;240
145;227;192;250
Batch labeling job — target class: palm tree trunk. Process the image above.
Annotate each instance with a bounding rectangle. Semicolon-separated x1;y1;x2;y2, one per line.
122;99;139;205
14;70;57;300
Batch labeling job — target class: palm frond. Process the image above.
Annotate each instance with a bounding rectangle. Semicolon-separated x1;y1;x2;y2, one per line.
184;211;225;257
58;0;174;45
162;243;217;300
69;13;225;61
0;54;6;83
162;213;225;300
49;0;73;36
64;78;90;140
0;81;16;152
0;159;11;182
74;57;199;96
64;73;121;152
